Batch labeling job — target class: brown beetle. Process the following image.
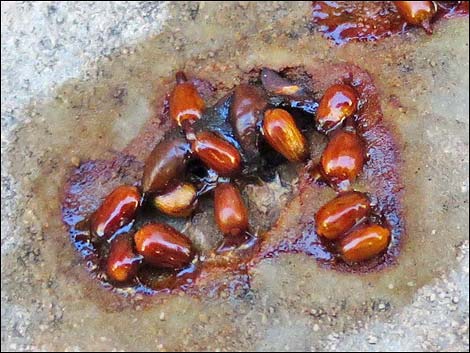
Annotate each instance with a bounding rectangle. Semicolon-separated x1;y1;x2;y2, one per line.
315;192;371;240
153;182;198;217
321;130;366;190
134;223;194;269
316;84;358;134
340;224;391;262
230;84;267;158
106;235;142;282
214;182;249;236
394;1;436;33
261;68;305;96
262;108;309;162
90;185;141;239
191;131;242;176
142;137;191;194
169;72;205;127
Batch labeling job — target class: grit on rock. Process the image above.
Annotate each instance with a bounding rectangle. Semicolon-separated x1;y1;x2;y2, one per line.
1;2;469;352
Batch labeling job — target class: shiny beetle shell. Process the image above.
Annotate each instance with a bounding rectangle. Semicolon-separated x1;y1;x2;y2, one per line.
142;137;191;193
134;223;194;269
90;185;141;239
340;224;391;262
315;192;371;240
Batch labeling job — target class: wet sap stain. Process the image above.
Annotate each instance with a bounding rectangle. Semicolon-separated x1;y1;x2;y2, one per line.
60;63;405;296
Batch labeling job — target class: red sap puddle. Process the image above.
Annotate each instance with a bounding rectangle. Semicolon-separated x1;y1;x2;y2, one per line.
311;1;469;45
61;64;404;296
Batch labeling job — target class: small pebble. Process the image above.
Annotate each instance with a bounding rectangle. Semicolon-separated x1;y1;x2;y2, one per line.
159;312;166;321
70;156;80;167
261;314;267;324
313;324;320;332
367;335;378;344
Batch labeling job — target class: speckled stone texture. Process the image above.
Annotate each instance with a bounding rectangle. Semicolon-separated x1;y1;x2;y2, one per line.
1;2;469;352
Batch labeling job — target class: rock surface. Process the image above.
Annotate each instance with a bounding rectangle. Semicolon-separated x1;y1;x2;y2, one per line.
1;2;468;351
